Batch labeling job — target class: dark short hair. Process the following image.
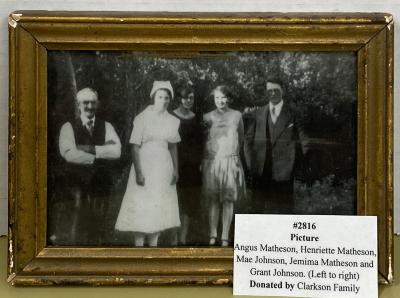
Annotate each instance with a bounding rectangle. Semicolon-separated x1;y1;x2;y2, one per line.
178;86;195;98
266;79;283;87
266;79;285;94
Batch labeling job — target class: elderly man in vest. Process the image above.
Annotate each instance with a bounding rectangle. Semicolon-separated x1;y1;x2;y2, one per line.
245;80;308;214
59;87;121;244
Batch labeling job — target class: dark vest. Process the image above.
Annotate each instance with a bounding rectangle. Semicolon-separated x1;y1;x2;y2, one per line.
71;118;106;147
66;118;111;190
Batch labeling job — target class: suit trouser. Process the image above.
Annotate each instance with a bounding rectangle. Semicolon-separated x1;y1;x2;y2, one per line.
252;176;294;214
66;166;111;245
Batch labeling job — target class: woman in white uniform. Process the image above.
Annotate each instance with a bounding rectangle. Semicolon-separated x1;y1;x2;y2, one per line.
115;81;181;246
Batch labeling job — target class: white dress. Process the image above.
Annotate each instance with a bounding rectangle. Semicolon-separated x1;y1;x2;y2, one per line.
115;105;181;233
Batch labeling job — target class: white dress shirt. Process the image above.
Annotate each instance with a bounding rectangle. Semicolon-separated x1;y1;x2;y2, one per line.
269;100;284;124
59;115;121;165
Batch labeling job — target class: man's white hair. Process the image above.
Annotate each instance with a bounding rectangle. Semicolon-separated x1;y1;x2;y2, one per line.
76;87;98;102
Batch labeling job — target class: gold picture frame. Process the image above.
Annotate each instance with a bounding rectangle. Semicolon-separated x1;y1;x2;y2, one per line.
8;11;393;286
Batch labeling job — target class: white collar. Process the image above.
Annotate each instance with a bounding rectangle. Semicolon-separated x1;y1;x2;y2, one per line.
269;100;284;116
147;105;168;117
80;115;95;126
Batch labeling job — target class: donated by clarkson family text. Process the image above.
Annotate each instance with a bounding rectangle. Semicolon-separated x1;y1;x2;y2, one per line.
233;215;377;298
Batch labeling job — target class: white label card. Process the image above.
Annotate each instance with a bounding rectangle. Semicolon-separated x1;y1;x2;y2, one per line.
233;215;377;298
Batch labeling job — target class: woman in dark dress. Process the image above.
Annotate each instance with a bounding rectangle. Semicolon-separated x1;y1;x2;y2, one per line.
172;86;202;245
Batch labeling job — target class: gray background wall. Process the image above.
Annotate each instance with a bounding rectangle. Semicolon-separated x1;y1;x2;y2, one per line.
0;0;398;235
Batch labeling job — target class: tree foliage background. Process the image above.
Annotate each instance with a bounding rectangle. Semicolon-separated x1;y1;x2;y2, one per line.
47;51;357;245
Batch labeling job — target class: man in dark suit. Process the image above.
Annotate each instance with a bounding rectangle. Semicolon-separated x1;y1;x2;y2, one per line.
244;80;308;214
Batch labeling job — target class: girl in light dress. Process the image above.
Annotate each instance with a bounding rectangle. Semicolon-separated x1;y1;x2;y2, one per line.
202;85;246;246
115;81;181;247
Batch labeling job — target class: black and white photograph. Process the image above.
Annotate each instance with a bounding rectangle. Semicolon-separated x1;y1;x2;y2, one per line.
47;51;357;247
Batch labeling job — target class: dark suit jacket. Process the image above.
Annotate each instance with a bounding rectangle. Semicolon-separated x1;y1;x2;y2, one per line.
244;102;308;182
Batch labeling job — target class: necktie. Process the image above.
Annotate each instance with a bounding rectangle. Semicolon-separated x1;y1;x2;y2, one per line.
86;119;94;136
271;106;276;124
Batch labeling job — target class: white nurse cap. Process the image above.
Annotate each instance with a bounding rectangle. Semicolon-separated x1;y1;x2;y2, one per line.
150;81;174;99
